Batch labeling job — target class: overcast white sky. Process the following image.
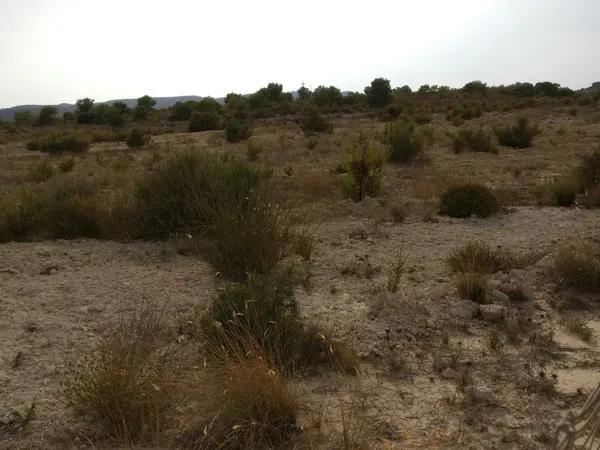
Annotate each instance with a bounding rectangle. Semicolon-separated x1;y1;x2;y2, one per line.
0;0;598;107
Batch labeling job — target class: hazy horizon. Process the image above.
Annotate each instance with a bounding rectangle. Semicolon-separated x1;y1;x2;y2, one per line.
1;0;599;108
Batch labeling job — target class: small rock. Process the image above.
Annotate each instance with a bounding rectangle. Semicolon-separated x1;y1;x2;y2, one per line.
441;367;459;379
490;289;510;303
451;300;479;320
464;386;497;405
479;304;507;322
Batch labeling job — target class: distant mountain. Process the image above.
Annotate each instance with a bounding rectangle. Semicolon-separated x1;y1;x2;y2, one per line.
0;95;211;121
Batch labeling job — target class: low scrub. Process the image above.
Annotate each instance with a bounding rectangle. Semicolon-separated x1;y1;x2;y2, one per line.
554;243;600;292
452;125;497;154
340;145;387;201
27;132;91;154
384;120;425;163
578;149;600;190
299;105;333;135
29;159;57;182
188;111;222;132
495;117;539;148
125;128;150;148
225;118;252;142
67;303;182;446
135;152;261;239
448;241;515;274
439;183;499;218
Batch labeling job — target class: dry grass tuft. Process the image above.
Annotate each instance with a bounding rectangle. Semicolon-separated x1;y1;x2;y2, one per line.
448;241;515;274
561;316;594;342
554;243;600;292
455;272;489;304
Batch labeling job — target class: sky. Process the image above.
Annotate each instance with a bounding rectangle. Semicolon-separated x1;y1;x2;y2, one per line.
0;0;599;108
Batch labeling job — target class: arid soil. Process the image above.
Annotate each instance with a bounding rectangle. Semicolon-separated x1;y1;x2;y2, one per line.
2;105;600;449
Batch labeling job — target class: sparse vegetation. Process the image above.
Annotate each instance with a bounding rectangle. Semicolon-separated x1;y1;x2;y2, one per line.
384;120;425;163
554;242;600;292
27;132;91;154
299;105;332;135
225;118;252;142
125;128;149;148
439;184;499;218
188;111;222;132
448;241;514;274
561;316;593;342
455;272;489;303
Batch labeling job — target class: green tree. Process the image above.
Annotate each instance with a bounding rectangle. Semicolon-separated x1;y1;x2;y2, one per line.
36;106;57;126
133;95;156;120
365;78;392;108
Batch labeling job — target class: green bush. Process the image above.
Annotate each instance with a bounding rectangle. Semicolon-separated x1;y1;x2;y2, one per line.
439;184;499;218
299;105;332;135
125;128;149;148
27;132;91;154
384;120;425;163
340;145;387;201
225;118;252;142
135;152;261;239
246;140;263;161
452;125;497;153
188;111;222;132
365;78;392;108
495;117;539;148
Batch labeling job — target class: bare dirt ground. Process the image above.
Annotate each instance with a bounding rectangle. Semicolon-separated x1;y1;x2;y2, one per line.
2;105;600;448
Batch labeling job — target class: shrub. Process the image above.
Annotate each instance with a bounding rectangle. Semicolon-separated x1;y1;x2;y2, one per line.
448;241;514;274
554;243;600;292
495;117;539;148
125;128;149;148
299;105;332;135
35;106;57;126
203;192;295;280
384;120;425;163
246;140;263;161
456;273;489;304
180;356;298;450
135;152;261;239
29;159;57;182
439;184;499;218
578;149;600;190
340;145;387;201
67;302;181;445
27;132;91;154
550;180;577;206
452;125;497;153
225;118;252;142
188;111;222;132
59;157;76;173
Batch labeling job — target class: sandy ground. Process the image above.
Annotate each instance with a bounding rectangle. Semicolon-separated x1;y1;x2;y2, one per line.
1;205;600;448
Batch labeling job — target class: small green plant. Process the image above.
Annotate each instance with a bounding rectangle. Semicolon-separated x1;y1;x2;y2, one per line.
452;125;497;153
30;159;57;182
125;128;150;148
340;145;387;201
225;118;252;142
439;183;499;218
495;117;539;148
384;120;425;163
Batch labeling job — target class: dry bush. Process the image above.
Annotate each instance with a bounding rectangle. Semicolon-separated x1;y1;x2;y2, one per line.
29;158;57;182
448;241;514;274
554;243;600;292
561;316;593;342
495;117;540;148
455;273;489;304
177;356;299;450
66;302;183;446
535;178;578;207
385;249;407;293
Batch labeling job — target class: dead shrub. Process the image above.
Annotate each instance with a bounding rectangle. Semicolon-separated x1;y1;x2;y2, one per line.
561;316;593;342
455;273;489;304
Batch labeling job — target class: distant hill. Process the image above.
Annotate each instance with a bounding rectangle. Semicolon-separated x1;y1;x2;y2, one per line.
0;95;210;121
